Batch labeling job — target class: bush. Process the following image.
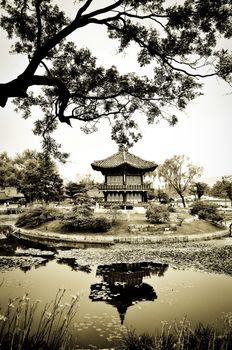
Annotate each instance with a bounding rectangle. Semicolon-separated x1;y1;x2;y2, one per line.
15;206;59;228
146;204;170;224
168;204;176;212
190;201;223;224
91;217;112;232
189;201;212;216
61;206;111;232
62;216;111;233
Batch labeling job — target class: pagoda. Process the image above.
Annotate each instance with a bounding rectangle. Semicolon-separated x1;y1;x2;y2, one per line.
91;145;157;207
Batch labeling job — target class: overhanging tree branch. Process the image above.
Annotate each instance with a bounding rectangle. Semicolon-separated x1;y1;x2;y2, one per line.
106;20;218;78
0;0;231;156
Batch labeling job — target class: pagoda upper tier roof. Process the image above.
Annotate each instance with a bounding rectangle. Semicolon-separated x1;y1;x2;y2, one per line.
91;147;157;172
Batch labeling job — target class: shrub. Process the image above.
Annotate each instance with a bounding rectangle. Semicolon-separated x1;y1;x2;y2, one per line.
168;204;176;213
146;204;170;224
189;201;212;216
157;191;171;204
62;216;111;233
92;217;111;232
61;206;111;232
15;206;59;228
17;198;27;206
190;201;223;224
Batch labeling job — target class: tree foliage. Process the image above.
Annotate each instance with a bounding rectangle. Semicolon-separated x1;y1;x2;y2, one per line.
189;181;209;199
0;0;231;157
8;150;64;203
65;181;86;200
0;152;17;187
158;155;202;207
210;177;232;206
210;180;227;198
222;175;232;206
155;189;172;204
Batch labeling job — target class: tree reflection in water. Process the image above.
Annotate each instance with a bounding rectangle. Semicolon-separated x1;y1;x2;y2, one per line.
90;262;168;324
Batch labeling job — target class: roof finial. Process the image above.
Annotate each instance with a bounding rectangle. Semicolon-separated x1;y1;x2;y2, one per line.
118;144;128;152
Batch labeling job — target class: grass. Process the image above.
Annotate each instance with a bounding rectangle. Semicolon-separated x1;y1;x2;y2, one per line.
0;289;78;350
173;220;224;235
38;213;222;236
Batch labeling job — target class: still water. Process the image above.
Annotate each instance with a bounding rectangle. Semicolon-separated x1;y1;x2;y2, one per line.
0;253;232;348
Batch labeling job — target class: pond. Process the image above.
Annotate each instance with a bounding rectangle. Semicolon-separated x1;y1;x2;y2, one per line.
0;237;232;349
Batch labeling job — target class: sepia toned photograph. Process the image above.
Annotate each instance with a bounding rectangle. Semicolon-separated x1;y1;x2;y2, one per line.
0;1;232;349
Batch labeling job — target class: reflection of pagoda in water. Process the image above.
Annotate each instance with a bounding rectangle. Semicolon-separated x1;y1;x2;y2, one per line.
89;262;168;324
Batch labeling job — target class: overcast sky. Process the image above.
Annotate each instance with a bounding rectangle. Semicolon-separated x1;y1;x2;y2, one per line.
0;1;231;183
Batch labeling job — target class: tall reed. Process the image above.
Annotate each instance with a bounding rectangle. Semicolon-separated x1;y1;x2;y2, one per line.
118;314;232;350
0;289;79;350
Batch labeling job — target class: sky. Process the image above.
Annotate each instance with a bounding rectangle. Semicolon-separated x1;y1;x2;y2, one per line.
0;1;231;184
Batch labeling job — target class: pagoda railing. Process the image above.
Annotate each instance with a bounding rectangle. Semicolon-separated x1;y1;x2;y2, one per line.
99;184;151;191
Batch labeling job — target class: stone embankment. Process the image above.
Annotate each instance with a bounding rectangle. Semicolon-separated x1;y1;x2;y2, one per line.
1;224;229;248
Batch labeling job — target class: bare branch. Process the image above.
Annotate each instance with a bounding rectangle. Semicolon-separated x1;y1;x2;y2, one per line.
116;11;168;20
75;0;94;19
69;109;122;121
35;0;42;49
29;75;71;124
39;61;51;75
84;0;124;19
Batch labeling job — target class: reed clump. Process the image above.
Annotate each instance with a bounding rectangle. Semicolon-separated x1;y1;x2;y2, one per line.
118;314;232;350
0;289;78;350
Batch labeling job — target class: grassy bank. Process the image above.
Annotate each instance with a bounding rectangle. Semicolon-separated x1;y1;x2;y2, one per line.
38;215;222;236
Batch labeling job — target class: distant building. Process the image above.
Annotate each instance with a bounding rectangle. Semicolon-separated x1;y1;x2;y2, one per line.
91;145;157;207
0;187;24;203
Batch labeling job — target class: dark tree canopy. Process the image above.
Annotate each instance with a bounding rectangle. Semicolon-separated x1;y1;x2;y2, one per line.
213;176;232;206
0;150;64;203
15;151;64;203
190;181;209;199
65;181;86;200
0;152;17;187
210;179;228;198
222;176;232;205
0;0;231;158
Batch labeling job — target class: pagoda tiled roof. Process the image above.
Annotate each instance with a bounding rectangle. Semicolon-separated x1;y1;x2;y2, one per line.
91;147;157;172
